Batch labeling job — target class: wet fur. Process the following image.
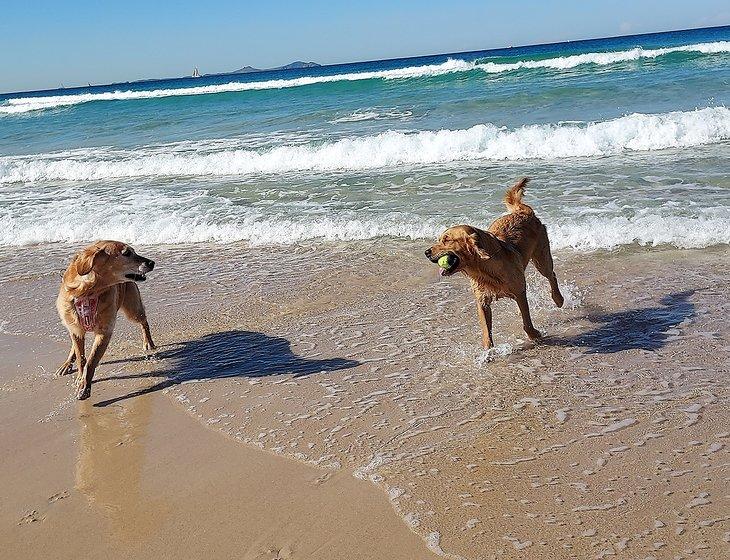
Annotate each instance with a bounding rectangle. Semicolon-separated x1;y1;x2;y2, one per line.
56;240;155;400
426;178;564;348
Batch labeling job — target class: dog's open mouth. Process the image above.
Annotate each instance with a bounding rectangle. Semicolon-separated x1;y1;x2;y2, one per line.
126;262;154;282
435;253;459;276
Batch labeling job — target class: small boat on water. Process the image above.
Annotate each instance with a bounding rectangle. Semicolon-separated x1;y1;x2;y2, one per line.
192;67;201;78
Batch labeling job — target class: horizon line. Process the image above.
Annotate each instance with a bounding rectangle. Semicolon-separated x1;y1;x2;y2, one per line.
2;23;728;97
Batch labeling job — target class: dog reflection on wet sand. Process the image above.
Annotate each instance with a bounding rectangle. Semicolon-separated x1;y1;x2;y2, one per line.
76;400;167;540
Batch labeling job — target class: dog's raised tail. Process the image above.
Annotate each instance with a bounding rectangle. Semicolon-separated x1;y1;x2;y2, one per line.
504;177;533;214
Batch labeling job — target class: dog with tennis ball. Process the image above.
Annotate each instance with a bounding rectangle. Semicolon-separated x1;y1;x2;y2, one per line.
425;178;564;348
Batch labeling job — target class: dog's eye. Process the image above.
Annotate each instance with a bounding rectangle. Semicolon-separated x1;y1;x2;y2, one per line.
121;248;132;256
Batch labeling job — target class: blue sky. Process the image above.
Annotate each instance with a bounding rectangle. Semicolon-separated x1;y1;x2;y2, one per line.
1;0;728;93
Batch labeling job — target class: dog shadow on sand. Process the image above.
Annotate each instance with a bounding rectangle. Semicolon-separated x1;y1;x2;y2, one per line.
544;289;696;354
93;330;360;407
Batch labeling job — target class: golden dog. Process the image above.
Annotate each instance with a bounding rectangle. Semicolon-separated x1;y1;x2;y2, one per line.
426;178;563;348
56;241;156;400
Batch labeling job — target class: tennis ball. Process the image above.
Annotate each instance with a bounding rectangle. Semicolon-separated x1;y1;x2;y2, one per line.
438;255;451;269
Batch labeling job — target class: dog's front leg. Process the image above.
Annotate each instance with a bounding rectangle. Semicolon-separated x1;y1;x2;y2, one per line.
55;341;77;376
515;291;542;341
476;299;494;349
76;332;112;400
67;332;87;381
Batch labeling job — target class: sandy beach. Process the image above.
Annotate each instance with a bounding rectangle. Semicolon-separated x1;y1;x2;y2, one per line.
1;242;727;559
0;332;437;560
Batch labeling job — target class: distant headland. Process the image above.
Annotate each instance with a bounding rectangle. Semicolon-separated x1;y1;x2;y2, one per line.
229;61;321;75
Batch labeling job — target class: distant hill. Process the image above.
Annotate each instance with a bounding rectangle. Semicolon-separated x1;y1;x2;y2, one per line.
231;61;321;74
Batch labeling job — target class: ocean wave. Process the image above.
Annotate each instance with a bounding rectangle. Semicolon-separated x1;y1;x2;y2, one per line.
0;59;474;115
549;214;730;251
475;40;730;72
0;206;442;247
2;41;728;114
0;200;727;250
2;107;728;183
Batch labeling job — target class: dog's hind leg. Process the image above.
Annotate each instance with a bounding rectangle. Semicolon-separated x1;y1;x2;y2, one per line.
121;282;156;352
515;291;542;341
531;227;564;308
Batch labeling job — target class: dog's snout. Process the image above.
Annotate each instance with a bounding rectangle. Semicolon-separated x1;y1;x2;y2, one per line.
425;248;432;258
145;259;155;271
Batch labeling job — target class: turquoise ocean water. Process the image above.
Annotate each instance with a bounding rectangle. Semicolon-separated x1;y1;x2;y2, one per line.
1;26;729;250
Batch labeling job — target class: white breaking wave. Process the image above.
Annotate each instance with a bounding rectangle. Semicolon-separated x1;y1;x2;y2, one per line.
0;59;474;115
0;198;727;249
2;107;729;183
1;170;727;249
475;40;730;72
0;204;443;247
549;214;730;251
2;41;728;114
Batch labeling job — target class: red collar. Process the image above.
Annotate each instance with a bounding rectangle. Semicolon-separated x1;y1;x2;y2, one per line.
74;294;98;332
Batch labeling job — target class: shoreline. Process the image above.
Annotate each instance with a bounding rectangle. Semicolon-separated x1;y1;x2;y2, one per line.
1;242;728;559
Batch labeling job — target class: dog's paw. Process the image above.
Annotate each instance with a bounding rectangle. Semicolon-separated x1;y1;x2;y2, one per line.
553;292;565;308
75;383;91;400
55;363;74;377
526;328;543;341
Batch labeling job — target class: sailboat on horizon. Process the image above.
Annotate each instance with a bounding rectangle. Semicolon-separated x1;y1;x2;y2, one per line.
192;67;201;78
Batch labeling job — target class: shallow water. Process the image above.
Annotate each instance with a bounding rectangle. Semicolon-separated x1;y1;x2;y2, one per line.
2;243;727;559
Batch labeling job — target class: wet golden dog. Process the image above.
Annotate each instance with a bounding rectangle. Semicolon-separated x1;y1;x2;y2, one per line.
56;241;156;400
426;178;564;348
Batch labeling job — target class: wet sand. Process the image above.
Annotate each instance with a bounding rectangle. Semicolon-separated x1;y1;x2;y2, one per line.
1;242;728;559
0;334;437;559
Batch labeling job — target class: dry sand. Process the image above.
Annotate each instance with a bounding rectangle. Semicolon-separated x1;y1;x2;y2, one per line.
1;242;728;559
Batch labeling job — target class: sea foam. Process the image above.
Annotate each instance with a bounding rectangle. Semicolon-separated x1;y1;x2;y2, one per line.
1;107;728;183
1;41;728;114
0;190;727;249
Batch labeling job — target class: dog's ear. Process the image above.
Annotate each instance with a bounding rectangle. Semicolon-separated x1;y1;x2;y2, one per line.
468;231;500;259
74;247;106;276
